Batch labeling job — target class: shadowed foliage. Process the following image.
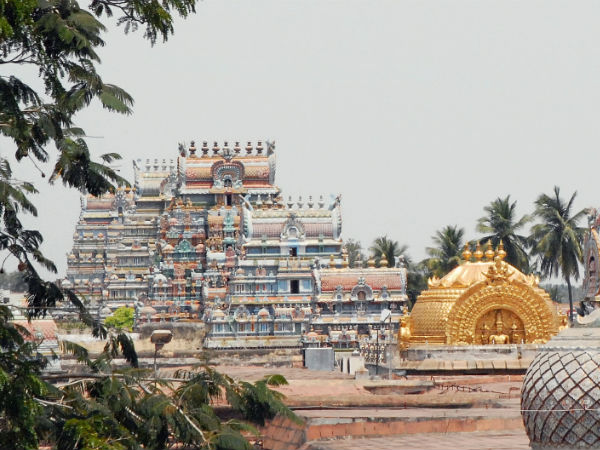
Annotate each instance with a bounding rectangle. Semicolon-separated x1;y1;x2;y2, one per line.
425;225;465;278
370;236;407;268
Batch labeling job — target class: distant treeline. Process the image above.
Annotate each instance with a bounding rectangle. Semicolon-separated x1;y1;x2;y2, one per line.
540;283;584;304
0;271;27;292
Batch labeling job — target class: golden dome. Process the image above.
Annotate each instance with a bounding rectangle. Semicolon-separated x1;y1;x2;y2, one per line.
408;257;559;346
428;261;534;289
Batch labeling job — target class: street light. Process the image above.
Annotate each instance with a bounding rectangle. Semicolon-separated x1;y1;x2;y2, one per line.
150;330;172;380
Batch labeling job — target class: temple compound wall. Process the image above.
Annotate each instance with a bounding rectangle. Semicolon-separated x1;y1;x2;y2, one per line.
63;140;408;348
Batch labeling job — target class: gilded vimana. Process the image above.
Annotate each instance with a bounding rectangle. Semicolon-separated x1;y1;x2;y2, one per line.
2;1;600;450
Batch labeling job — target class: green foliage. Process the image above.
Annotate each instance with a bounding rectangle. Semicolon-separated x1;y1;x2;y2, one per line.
530;186;587;319
540;283;584;304
405;260;430;308
370;236;407;268
0;305;48;450
477;195;532;273
105;306;134;331
344;238;365;268
425;225;464;278
0;270;27;291
226;374;299;427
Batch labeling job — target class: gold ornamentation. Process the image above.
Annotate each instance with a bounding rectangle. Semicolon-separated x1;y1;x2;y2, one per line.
428;275;441;288
462;242;472;262
473;242;483;261
496;240;507;261
483;257;514;283
405;248;560;349
485;240;495;261
398;315;412;351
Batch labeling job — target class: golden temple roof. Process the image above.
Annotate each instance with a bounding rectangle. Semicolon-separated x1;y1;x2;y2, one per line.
404;242;560;346
428;261;537;289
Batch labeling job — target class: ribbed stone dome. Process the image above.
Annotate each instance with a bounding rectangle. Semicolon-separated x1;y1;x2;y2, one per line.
521;324;600;449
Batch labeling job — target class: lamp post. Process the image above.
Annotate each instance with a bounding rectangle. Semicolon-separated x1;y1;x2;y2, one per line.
375;324;380;376
380;308;392;380
150;330;172;381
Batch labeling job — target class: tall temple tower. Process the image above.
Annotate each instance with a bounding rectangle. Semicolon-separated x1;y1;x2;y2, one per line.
64;140;408;348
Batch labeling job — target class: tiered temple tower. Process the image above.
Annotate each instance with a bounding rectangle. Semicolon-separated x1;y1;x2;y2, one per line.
64;140;408;348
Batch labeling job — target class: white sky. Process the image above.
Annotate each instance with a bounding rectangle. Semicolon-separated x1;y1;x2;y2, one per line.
4;0;600;277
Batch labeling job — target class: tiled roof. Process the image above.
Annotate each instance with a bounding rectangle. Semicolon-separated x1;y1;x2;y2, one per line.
303;223;333;238
251;220;333;239
185;167;212;180
243;165;270;179
320;270;404;291
12;320;58;341
252;222;282;238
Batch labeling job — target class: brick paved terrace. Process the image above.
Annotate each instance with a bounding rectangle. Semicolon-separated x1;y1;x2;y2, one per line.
225;366;531;450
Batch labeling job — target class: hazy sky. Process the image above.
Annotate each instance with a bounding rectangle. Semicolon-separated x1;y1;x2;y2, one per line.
5;1;600;277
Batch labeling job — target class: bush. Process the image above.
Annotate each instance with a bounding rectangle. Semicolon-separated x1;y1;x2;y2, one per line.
104;306;134;331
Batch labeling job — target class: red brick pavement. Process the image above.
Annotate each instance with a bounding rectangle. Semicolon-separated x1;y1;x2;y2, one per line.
302;430;529;450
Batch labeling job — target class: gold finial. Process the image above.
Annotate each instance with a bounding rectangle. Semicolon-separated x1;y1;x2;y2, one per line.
462;242;472;262
342;248;349;268
329;254;335;267
368;257;375;268
380;255;389;268
473;241;484;261
485;240;495;261
496;240;506;261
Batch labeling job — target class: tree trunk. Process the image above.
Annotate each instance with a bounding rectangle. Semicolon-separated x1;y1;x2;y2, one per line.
566;276;574;323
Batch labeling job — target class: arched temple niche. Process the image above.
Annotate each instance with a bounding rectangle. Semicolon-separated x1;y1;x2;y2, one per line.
475;309;524;345
445;280;557;345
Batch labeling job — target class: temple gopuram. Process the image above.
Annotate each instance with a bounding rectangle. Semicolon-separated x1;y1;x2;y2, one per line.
402;241;562;349
64;140;408;348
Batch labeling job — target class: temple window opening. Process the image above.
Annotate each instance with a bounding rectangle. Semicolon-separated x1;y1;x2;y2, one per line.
290;280;300;294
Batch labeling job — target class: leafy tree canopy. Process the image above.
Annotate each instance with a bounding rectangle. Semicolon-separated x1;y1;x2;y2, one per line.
0;1;298;448
425;225;464;278
104;305;134;331
530;186;587;320
370;236;407;268
344;238;364;268
477;195;532;273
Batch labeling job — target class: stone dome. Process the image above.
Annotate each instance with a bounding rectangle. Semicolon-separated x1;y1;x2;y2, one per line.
521;323;600;449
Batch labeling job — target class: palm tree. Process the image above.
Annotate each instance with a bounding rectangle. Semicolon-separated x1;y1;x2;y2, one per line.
530;186;587;322
344;239;365;268
477;195;532;273
370;236;408;267
406;260;431;309
426;225;465;278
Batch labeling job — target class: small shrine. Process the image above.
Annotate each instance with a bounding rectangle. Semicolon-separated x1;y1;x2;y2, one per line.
402;241;562;348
